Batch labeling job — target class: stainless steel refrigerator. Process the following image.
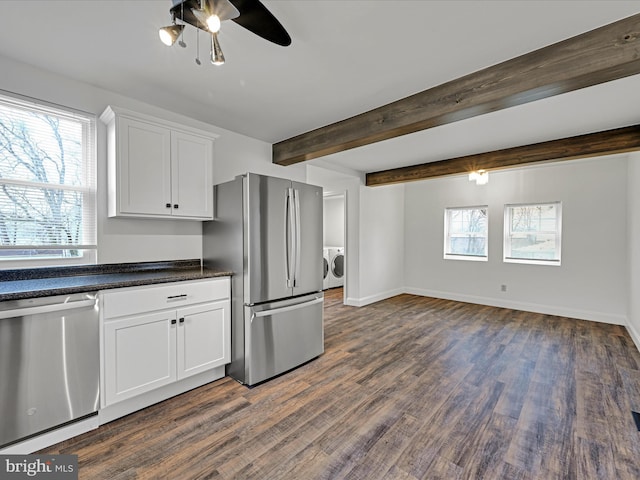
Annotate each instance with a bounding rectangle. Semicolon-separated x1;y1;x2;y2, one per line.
203;173;324;386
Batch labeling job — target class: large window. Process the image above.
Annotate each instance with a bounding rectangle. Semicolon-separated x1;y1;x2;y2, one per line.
0;92;96;267
504;202;561;265
444;206;488;261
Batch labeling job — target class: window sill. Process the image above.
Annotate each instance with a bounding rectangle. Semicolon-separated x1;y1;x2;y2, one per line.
444;255;488;262
0;251;97;270
503;258;561;266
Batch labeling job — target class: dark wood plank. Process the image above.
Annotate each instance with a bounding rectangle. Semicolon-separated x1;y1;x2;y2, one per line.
365;124;640;186
576;437;617;480
457;412;518;479
273;14;640;167
40;288;640;479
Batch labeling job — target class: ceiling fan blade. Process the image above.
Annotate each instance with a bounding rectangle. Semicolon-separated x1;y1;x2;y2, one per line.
229;0;291;47
209;0;240;21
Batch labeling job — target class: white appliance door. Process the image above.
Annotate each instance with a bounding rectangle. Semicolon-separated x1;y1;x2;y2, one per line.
291;181;323;297
245;293;324;385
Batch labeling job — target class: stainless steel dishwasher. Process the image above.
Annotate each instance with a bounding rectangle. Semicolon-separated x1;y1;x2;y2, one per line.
0;292;99;448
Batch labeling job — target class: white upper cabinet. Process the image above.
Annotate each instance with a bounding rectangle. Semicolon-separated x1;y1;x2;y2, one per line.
101;106;216;220
117;116;172;217
171;130;214;218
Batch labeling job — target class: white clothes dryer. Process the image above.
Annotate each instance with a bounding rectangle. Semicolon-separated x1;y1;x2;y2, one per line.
328;247;345;288
322;248;330;290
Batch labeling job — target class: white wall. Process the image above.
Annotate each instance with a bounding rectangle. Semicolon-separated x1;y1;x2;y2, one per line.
627;153;640;349
357;183;405;305
404;156;628;324
213;132;306;185
0;54;305;264
323;195;345;247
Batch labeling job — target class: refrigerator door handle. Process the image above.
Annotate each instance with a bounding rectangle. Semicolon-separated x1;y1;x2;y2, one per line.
286;187;295;288
293;188;301;287
250;297;324;322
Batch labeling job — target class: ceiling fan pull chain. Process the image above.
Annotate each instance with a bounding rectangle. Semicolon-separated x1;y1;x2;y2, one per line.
195;29;201;65
178;0;186;47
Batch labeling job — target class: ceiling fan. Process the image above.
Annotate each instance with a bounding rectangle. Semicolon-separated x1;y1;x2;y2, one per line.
159;0;291;66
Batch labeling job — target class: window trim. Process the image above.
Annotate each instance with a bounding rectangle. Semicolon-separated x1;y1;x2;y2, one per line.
443;205;488;262
503;201;562;266
0;90;97;268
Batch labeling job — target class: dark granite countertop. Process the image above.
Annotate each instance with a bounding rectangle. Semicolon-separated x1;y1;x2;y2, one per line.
0;260;232;301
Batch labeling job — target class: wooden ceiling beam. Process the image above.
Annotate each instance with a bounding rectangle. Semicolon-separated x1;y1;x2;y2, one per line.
365;124;640;186
273;13;640;167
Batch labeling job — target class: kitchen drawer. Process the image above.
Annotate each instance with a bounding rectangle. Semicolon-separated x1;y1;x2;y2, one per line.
102;278;229;319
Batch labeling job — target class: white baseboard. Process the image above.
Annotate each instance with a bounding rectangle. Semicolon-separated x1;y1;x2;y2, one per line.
402;287;627;326
625;320;640;353
99;366;225;425
347;286;640;356
346;288;404;307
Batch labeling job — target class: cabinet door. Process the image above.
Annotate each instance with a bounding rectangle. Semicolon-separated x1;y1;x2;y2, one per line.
104;310;177;405
118;117;172;216
171;130;213;219
176;300;230;380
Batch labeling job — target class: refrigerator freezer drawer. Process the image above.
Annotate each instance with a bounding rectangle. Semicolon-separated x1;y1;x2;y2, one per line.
244;294;324;386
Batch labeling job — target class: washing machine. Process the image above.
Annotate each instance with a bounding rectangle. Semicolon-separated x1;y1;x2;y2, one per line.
328;247;345;288
322;248;330;290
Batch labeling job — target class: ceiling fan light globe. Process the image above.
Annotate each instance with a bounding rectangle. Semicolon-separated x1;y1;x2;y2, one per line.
159;29;173;46
207;14;221;33
158;24;183;46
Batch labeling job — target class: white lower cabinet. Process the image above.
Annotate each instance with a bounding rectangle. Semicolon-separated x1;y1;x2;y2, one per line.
177;300;229;379
100;278;230;410
104;310;177;405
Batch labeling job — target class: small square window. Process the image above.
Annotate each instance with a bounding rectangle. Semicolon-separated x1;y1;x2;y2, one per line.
444;206;488;261
504;202;561;265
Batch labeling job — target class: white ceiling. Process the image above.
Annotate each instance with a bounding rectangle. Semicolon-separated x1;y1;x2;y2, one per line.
0;0;639;175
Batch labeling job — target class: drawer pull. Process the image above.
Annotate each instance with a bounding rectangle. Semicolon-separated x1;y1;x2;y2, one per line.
167;294;188;301
179;317;185;324
171;319;177;325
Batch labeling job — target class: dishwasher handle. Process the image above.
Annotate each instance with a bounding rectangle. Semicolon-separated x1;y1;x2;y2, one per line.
0;297;97;320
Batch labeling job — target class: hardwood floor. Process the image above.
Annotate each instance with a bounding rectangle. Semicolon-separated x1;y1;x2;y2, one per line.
41;289;640;479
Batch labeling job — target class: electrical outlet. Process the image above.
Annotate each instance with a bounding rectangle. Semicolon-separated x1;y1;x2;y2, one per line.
500;284;507;292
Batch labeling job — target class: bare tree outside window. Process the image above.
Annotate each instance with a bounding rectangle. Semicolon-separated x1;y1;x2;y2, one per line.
444;206;488;260
504;202;561;264
0;94;96;264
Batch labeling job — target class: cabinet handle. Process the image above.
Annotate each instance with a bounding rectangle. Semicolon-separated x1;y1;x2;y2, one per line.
171;319;177;325
179;317;185;324
167;294;187;301
173;204;179;209
166;203;171;208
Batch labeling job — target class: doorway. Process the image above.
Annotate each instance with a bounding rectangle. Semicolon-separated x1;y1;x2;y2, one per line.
323;192;346;302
